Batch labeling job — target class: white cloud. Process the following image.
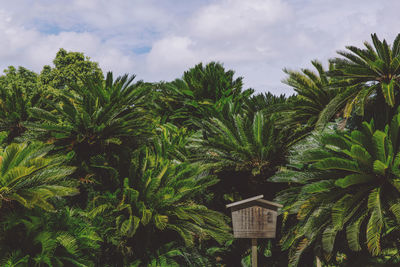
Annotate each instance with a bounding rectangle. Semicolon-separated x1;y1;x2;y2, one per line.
190;0;291;41
0;12;137;75
146;36;198;80
0;0;399;95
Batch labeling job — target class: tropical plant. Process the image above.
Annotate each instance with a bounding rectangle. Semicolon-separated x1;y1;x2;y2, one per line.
130;240;233;267
150;62;253;128
149;122;200;163
283;60;343;133
319;33;400;127
191;109;286;177
244;92;288;118
88;147;231;265
0;251;30;267
183;62;246;102
189;105;289;219
0;142;77;211
0;206;101;266
27;72;150;161
0;66;43;143
272;112;400;266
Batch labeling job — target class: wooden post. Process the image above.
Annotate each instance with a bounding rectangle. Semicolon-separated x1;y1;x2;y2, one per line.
226;196;282;266
316;256;322;267
252;238;257;267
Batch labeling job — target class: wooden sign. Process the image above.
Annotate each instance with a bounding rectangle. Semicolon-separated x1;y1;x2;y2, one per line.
226;195;283;267
226;195;282;238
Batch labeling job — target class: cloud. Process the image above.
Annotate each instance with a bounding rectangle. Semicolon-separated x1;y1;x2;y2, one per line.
146;36;197;80
0;13;135;75
190;0;291;41
0;0;399;95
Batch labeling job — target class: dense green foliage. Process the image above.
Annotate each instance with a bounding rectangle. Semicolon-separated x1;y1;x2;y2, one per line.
0;34;399;267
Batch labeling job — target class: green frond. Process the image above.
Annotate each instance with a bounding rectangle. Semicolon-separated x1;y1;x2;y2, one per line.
335;174;375;188
0;142;77;210
366;188;383;256
346;214;367;252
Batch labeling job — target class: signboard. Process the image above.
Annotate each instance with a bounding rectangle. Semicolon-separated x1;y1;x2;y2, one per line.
226;195;282;267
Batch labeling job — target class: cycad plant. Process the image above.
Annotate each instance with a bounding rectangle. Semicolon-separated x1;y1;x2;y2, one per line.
192;110;285;175
322;33;400;127
182;62;245;102
150;62;253;129
28;72;149;160
149;122;200;163
272;112;400;266
243;92;288;119
0;207;101;266
0;142;77;211
88;147;231;265
283;60;343;132
0;251;29;267
189;107;289;223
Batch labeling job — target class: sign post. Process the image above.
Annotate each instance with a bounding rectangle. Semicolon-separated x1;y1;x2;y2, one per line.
252;238;257;267
226;195;282;267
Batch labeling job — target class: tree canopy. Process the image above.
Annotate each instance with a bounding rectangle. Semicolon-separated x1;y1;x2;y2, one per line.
0;36;399;266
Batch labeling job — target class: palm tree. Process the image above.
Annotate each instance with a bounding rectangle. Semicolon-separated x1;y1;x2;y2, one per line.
192;111;285;174
272;112;400;266
149;62;253;129
0;207;101;266
189;107;289;215
283;60;343;133
319;33;400;127
243;92;288;118
0;251;29;267
183;62;246;102
150;122;200;163
0;142;77;211
27;72;150;161
88;147;231;265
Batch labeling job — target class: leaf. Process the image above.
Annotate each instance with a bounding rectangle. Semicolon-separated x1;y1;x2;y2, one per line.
373;160;387;176
289;238;309;267
335;174;375;188
381;79;395;107
366;188;383;256
346;214;367;251
322;226;337;255
154;214;168;230
349;144;372;170
301;180;334;193
313;157;360;172
372;131;387;162
141;209;152;226
390;203;400;223
56;233;78;255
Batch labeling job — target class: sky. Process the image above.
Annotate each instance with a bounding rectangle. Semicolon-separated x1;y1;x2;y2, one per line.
0;0;399;95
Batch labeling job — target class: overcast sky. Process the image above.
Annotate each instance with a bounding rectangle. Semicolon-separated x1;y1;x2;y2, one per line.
0;0;399;95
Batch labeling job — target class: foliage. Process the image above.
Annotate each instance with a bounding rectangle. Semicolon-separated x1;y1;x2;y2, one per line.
88;147;231;265
323;33;400;127
272;113;400;266
0;142;77;211
39;48;104;90
0;66;43;143
27;72;149;161
149;122;199;162
0;34;399;267
193;110;286;174
283;60;344;134
0;206;101;266
149;62;253;128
